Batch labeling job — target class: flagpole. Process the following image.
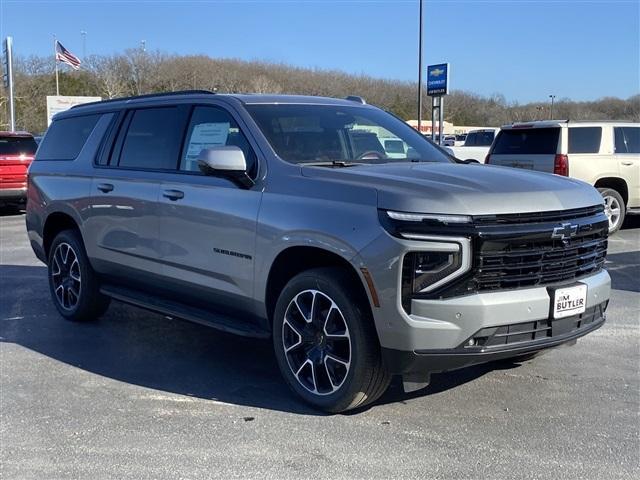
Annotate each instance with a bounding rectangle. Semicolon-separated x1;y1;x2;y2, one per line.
53;35;59;96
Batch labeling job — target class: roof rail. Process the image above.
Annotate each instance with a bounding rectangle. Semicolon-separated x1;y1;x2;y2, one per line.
510;119;569;124
70;90;216;109
345;95;367;104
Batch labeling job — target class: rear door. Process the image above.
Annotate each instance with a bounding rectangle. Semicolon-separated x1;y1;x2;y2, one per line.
613;126;640;208
155;104;263;315
489;127;560;172
83;105;190;283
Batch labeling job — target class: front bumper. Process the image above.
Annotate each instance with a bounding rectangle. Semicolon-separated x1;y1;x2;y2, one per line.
382;301;606;375
356;226;611;352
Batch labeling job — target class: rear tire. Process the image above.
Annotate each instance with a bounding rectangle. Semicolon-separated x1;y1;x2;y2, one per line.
47;229;110;321
598;188;625;234
272;267;390;413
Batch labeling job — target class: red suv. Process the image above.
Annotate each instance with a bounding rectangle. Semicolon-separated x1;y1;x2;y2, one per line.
0;131;38;208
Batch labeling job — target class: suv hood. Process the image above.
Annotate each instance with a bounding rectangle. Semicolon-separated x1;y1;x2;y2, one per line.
301;162;603;215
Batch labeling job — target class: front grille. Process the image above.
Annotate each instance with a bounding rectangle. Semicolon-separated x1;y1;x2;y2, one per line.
397;205;609;302
474;230;608;291
473;205;604;225
464;302;606;350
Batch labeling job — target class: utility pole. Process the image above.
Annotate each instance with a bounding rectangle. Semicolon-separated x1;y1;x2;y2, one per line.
417;0;424;131
2;36;15;131
140;40;146;52
54;35;59;96
80;30;87;59
549;94;556;119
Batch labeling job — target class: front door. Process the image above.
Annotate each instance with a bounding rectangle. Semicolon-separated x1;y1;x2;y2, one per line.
156;105;263;316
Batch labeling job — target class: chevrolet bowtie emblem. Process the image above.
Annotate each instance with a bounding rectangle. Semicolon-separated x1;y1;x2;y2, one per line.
551;223;578;240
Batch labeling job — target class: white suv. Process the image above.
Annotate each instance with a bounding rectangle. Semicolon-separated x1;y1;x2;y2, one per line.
445;128;500;163
486;121;639;233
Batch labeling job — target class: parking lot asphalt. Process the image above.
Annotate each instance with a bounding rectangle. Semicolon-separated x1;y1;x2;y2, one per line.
1;211;638;480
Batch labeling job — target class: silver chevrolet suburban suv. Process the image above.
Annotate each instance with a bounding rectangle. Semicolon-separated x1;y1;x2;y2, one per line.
26;91;611;412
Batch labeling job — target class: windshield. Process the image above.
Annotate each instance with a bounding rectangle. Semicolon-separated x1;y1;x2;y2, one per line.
246;104;451;165
0;136;38;156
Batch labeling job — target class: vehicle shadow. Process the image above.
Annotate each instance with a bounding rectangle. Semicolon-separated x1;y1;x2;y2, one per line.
1;265;319;415
605;251;640;293
0;205;25;216
373;360;521;410
621;214;640;230
0;262;619;415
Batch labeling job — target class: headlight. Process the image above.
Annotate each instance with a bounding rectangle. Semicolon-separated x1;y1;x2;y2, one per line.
386;210;471;224
378;210;473;238
407;251;463;292
399;237;472;313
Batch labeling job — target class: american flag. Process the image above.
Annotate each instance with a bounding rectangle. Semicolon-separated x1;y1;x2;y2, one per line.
55;41;81;70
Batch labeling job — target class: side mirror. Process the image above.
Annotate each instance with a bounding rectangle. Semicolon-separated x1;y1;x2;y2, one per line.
197;146;254;188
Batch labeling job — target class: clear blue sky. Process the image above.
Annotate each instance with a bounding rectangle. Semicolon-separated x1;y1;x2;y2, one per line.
1;0;638;103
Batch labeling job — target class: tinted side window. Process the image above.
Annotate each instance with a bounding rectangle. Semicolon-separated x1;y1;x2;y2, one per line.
118;107;187;170
492;128;560;155
475;131;496;146
568;127;602;153
37;114;101;160
384;139;405;154
614;127;640;154
180;106;257;176
465;132;477;146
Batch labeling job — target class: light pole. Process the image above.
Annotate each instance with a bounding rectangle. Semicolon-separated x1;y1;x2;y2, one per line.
417;0;424;131
140;40;146;52
549;94;556;119
80;31;87;59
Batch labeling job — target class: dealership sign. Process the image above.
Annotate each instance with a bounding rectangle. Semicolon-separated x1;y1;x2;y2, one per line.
427;63;449;96
46;95;102;126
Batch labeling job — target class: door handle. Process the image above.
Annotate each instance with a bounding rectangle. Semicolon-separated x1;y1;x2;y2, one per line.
162;189;184;201
97;183;114;193
621;161;634;166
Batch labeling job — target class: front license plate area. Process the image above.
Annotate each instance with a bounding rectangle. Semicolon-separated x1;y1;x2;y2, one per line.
552;284;587;319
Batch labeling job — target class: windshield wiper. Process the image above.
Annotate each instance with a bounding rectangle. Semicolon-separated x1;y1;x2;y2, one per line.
299;160;364;168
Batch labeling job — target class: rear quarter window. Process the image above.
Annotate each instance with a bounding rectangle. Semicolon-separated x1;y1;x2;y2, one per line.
492;128;560;155
614;127;640;154
568;127;602;153
37;114;101;160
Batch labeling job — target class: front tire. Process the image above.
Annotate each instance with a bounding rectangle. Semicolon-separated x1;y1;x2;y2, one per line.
47;229;110;321
273;267;390;413
598;188;625;234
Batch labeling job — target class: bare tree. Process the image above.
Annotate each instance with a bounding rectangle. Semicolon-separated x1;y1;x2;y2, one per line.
85;54;131;99
5;50;638;133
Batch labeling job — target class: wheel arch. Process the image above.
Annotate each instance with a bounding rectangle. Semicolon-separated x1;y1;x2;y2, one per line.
42;211;82;260
594;177;629;206
264;246;376;330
